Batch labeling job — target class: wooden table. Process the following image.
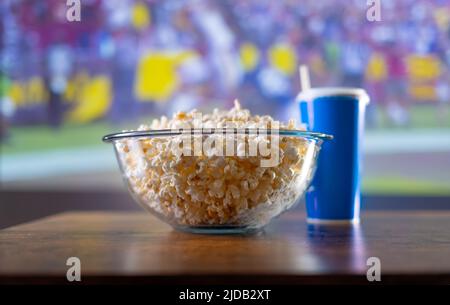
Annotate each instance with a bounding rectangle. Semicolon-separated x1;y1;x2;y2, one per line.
1;210;450;284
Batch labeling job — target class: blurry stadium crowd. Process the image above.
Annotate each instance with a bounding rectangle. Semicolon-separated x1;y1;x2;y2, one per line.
0;0;449;134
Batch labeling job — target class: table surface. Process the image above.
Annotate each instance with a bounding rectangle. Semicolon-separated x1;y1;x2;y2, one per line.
1;210;450;284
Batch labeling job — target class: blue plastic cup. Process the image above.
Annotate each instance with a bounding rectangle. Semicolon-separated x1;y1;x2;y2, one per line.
297;88;370;224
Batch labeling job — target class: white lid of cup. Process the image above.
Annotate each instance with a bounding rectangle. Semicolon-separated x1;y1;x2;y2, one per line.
297;87;370;104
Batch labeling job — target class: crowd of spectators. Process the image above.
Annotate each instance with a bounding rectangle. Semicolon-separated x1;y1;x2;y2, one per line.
1;0;449;127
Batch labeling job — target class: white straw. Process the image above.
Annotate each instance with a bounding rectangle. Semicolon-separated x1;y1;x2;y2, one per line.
299;65;311;92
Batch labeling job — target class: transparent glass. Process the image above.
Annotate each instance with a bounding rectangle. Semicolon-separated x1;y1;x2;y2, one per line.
104;129;332;234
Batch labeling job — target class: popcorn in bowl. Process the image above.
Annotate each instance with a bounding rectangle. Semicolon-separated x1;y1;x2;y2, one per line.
104;100;331;234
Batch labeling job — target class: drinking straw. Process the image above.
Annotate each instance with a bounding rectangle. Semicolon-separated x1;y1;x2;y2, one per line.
299;65;311;92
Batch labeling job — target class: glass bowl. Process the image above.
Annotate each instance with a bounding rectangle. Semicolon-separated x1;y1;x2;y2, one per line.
103;128;332;234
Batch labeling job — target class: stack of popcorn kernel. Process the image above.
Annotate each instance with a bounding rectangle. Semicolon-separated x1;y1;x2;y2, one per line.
116;101;315;228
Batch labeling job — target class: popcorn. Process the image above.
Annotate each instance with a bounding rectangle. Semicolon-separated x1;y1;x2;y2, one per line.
116;101;317;228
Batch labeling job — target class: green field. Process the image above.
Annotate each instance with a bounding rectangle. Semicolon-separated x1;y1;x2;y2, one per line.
363;176;450;196
2;104;449;155
373;104;450;129
1;121;138;155
1;105;449;195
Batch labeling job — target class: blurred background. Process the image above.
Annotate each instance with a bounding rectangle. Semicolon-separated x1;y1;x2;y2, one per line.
1;0;449;226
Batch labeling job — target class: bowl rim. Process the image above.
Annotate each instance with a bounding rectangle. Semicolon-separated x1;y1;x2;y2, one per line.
102;128;333;143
